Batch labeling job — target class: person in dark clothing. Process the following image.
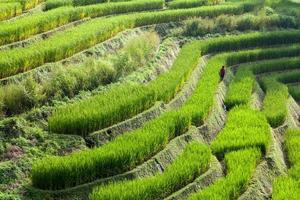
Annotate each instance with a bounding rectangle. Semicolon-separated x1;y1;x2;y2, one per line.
220;66;225;81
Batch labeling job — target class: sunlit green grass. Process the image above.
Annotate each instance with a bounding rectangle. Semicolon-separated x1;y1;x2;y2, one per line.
49;31;300;136
90;142;211;200
189;148;262;200
0;1;258;78
0;0;164;46
261;78;289;127
211;106;270;158
31;30;300;190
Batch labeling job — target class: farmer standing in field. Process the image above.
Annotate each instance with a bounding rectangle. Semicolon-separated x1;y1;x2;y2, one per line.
220;65;225;81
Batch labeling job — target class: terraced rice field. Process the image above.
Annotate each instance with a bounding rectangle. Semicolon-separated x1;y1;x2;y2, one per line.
0;0;300;199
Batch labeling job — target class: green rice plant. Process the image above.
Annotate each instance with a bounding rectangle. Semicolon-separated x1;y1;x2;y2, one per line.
197;31;300;54
50;33;300;136
273;177;300;200
225;45;300;110
226;45;300;67
189;148;261;200
72;0;106;6
184;13;298;37
225;68;255;109
285;129;300;167
72;0;164;7
261;78;289;127
184;43;300;125
0;1;259;79
89;142;211;200
18;0;40;10
286;130;300;181
0;0;164;46
50;84;157;136
169;0;216;9
0;32;159;116
30;50;216;188
46;0;135;8
44;0;130;9
288;85;300;101
179;55;224;126
236;13;298;30
0;0;41;10
44;0;72;10
249;57;300;74
32;110;191;189
147;42;202;103
289;163;300;180
32;31;300;190
49;42;200;136
0;3;22;20
272;129;300;199
211;106;270;158
282;129;300;180
169;0;208;9
273;70;300;84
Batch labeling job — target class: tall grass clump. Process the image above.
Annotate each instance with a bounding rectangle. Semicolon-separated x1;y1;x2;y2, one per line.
0;77;41;115
211;106;270;158
0;0;164;46
261;78;289;127
112;32;160;77
0;60;117;115
0;3;22;20
0;1;260;78
89;142;211;200
189;148;261;200
0;84;33;115
225;68;255;109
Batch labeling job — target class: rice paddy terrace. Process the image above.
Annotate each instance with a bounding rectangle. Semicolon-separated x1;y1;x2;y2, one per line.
0;0;300;199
